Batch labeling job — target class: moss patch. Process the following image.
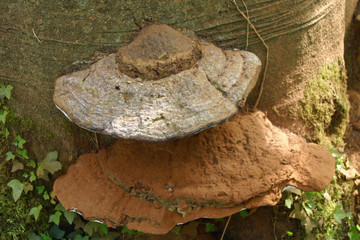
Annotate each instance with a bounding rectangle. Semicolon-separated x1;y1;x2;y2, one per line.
300;59;349;147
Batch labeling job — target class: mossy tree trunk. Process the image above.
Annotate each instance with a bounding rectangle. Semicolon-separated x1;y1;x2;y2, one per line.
0;0;352;162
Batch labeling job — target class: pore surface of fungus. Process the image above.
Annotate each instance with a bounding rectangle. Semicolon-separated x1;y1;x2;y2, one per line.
53;111;334;234
53;24;261;141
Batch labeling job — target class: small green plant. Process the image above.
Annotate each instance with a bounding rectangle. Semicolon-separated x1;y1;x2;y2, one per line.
282;148;360;239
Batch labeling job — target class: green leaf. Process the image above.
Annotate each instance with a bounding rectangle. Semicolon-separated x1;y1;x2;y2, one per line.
22;172;29;178
7;179;24;201
36;185;45;194
5;127;9;138
83;222;94;236
24;183;34;194
5;151;15;161
49;211;62;225
171;226;180;235
74;235;89;240
302;217;318;234
26;160;36;168
285;194;293;209
15;135;26;149
334;202;352;223
286;231;294;236
11;159;24;172
39;233;52;240
17;149;29;159
205;223;215;232
43;191;50;200
0;110;8;124
0;85;14;100
28;232;42;240
55;203;76;224
42;151;61;174
55;203;65;212
48;224;65;239
302;202;313;216
98;223;109;235
36;163;49;181
30;171;36;182
29;204;43;221
239;209;249;218
64;211;76;225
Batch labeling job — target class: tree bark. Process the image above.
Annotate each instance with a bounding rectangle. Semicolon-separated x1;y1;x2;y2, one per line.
0;0;349;160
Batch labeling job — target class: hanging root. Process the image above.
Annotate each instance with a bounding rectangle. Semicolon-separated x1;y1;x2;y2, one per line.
231;0;269;110
220;215;232;240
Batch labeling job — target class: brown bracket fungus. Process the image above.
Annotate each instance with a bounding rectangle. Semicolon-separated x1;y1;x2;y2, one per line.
53;111;335;234
53;24;261;141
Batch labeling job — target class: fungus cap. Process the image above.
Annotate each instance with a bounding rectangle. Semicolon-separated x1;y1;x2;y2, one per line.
53;24;261;141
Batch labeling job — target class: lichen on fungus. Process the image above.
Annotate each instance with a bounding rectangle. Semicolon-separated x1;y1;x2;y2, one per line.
301;59;350;147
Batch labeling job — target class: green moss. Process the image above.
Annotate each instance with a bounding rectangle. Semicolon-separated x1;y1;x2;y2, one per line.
300;59;350;147
0;102;54;239
307;175;354;239
0;161;53;240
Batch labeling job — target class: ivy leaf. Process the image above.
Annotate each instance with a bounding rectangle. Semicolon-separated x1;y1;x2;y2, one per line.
302;217;318;234
29;204;43;221
172;226;180;235
83;222;94;236
16;149;29;159
49;211;62;225
43;191;50;200
24;183;34;194
0;85;14;100
42;151;61;174
0;110;8;124
15;135;26;149
11;160;24;172
205;223;215;232
22;172;29;178
5;151;15;161
64;211;76;225
37;151;61;181
7;179;24;201
26;160;36;168
5;127;9;138
39;233;51;240
36;185;45;194
74;217;85;230
48;224;65;239
55;203;76;224
74;235;89;240
98;223;109;235
285;194;293;209
29;171;36;182
334;202;352;223
28;232;42;240
36;165;49;181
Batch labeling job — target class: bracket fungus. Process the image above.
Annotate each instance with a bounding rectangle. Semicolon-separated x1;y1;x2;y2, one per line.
53;24;261;141
53;111;335;234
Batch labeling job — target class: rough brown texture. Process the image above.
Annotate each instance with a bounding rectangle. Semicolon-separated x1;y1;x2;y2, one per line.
53;24;261;142
53;111;334;234
117;24;201;80
346;90;360;172
349;90;360;130
0;0;348;163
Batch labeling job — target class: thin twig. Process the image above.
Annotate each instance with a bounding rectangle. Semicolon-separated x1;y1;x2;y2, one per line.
32;28;41;43
231;0;269;110
273;217;278;240
220;215;232;240
240;0;250;50
94;132;99;151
